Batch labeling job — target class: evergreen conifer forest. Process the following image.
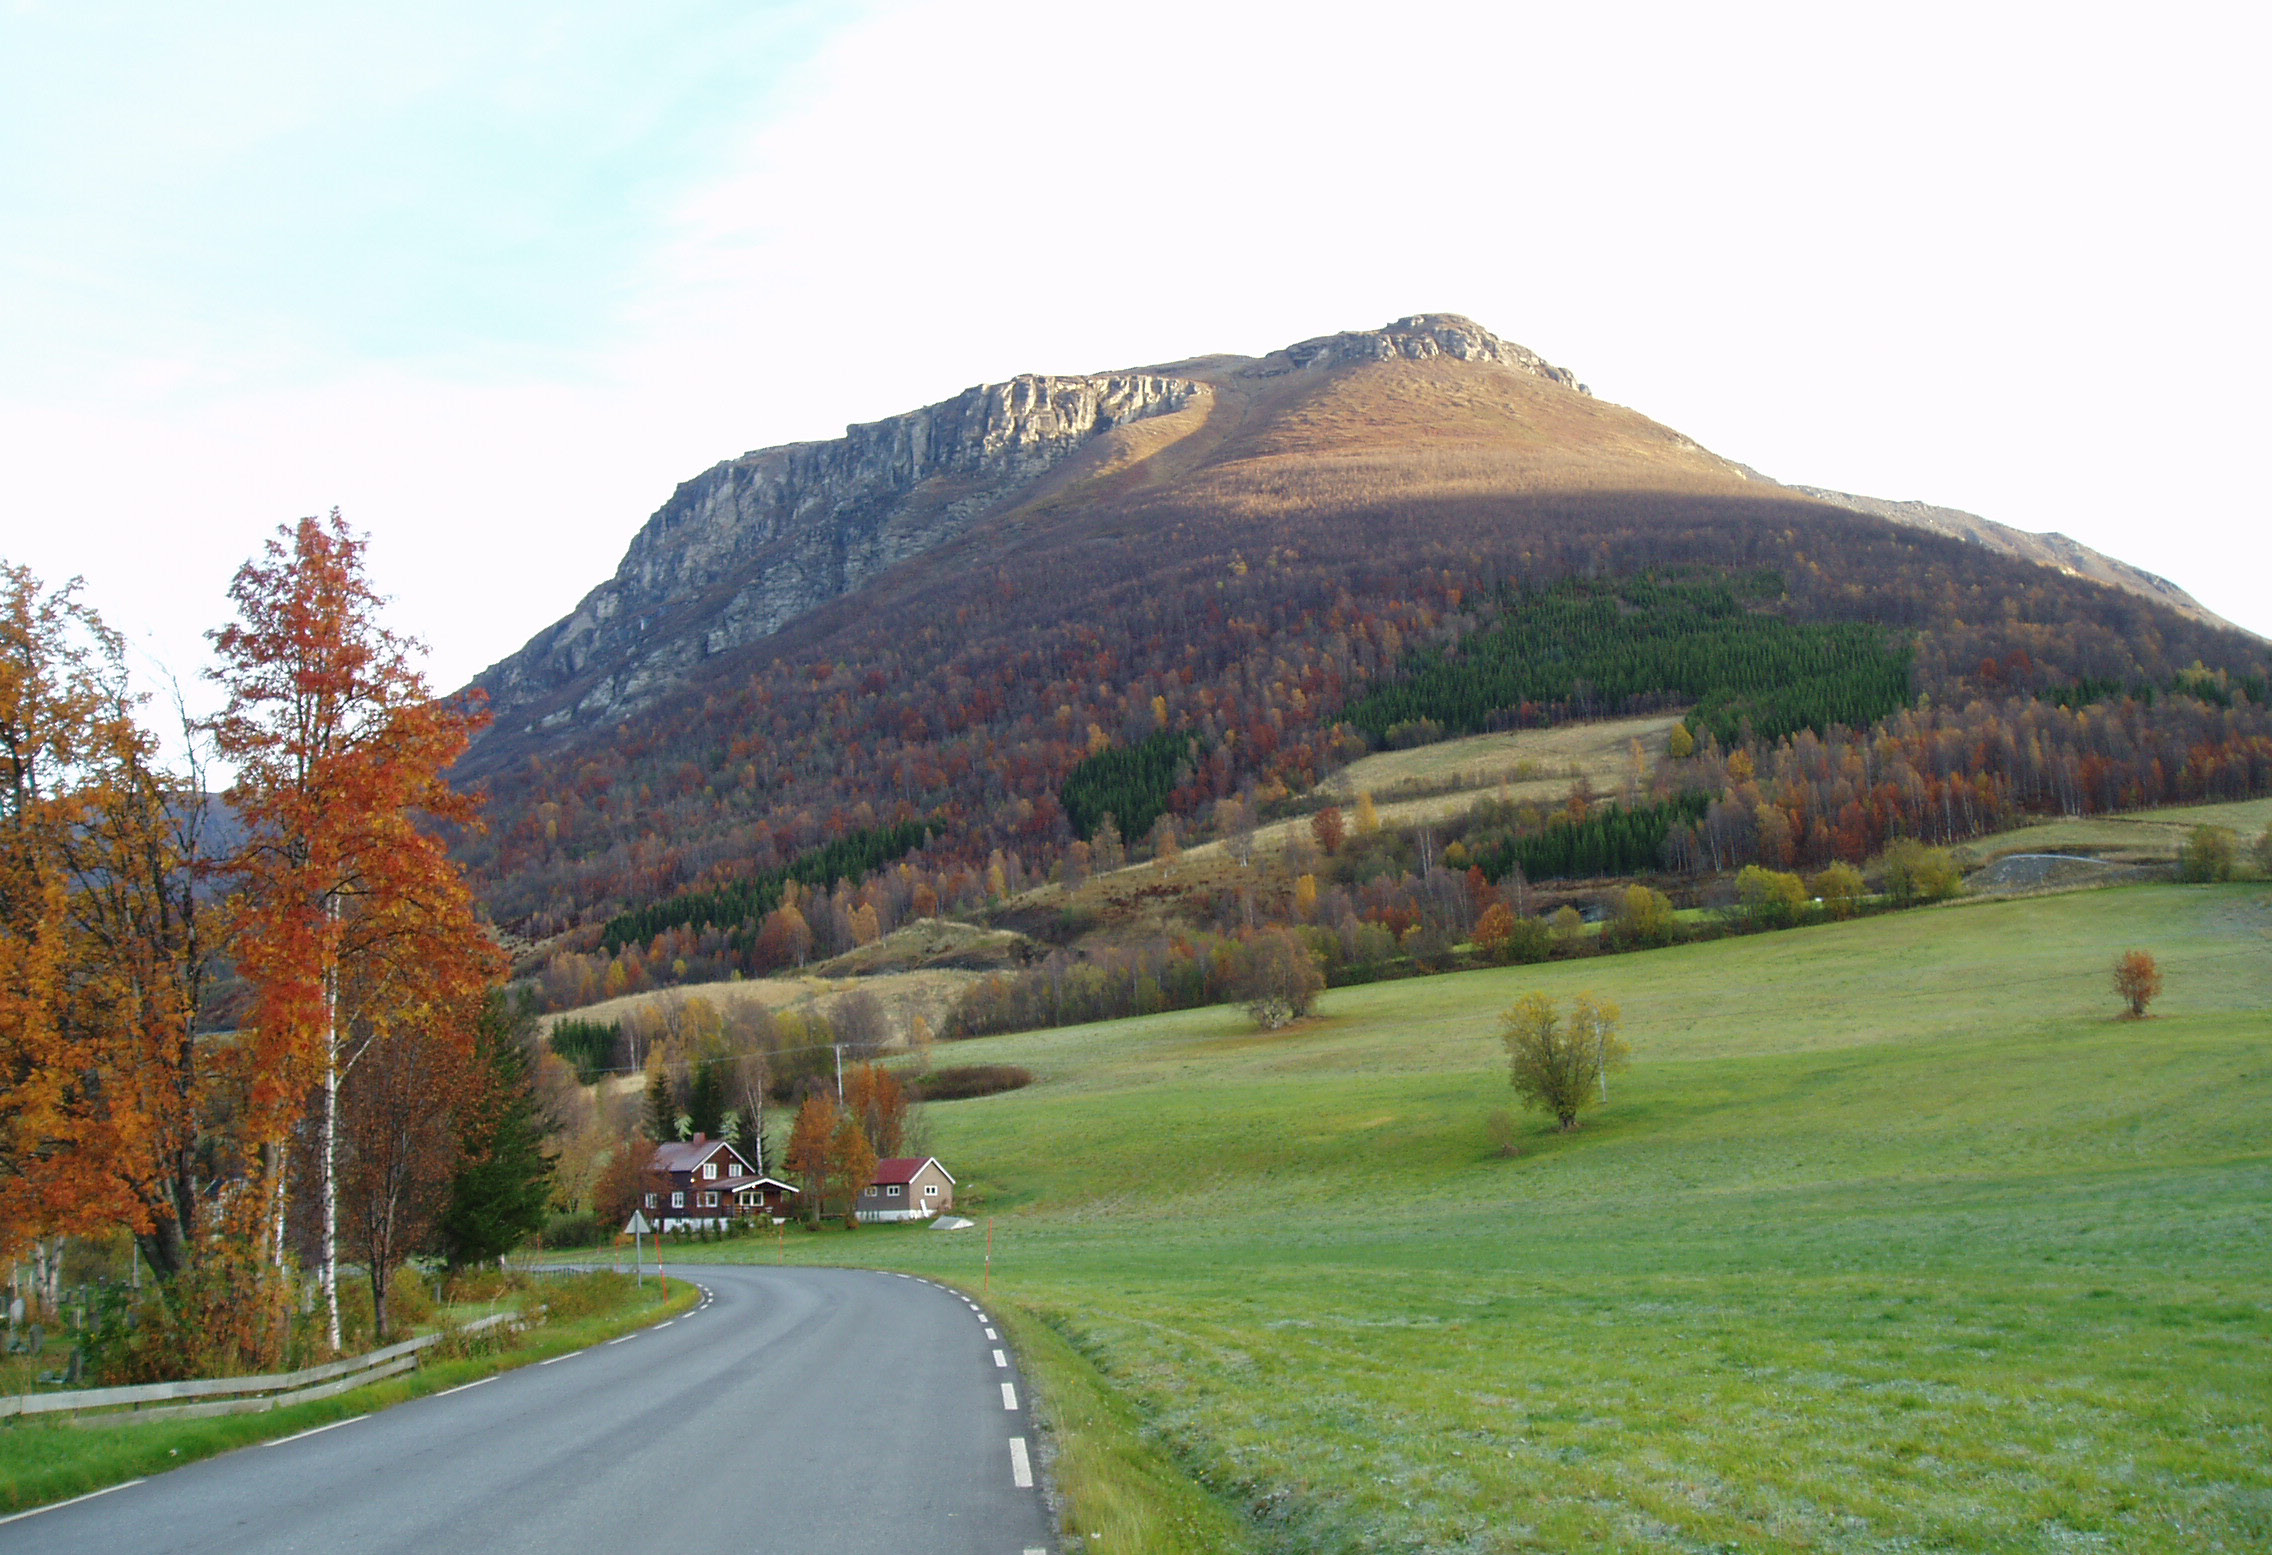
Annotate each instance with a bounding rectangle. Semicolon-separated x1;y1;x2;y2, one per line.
1341;573;1915;746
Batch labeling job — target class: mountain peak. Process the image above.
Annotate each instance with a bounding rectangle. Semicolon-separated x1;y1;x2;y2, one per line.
1254;313;1589;394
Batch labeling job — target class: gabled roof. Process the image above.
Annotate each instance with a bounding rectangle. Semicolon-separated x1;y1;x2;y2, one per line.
871;1156;954;1186
719;1173;799;1196
647;1137;747;1174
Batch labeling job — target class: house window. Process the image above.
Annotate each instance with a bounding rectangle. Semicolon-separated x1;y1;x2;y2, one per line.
644;1193;658;1208
671;1192;685;1208
924;1184;938;1196
700;1191;718;1207
887;1185;902;1196
703;1162;718;1179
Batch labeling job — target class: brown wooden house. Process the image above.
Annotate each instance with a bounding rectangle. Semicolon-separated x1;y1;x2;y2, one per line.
642;1135;799;1230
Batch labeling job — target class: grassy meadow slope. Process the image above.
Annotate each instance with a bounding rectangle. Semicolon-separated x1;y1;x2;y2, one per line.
671;883;2270;1552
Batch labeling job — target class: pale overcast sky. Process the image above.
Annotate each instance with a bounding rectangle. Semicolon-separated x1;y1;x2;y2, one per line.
3;0;2266;711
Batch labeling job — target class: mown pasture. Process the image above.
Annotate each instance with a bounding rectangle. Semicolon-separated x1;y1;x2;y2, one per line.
665;883;2272;1553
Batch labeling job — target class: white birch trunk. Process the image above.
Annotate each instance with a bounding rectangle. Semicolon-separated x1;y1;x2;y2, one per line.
320;1053;340;1351
319;942;342;1352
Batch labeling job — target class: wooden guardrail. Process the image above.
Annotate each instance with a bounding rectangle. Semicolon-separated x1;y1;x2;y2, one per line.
2;1308;525;1425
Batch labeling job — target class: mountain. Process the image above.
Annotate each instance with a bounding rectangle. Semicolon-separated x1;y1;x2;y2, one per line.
455;314;2270;955
475;315;2235;737
1751;481;2242;636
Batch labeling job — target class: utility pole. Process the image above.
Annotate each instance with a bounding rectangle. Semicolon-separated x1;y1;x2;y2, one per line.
834;1043;844;1104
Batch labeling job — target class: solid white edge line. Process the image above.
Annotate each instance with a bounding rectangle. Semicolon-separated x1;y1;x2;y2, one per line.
993;1349;1008;1367
0;1478;145;1525
1002;1382;1019;1410
1009;1436;1034;1488
264;1415;365;1447
434;1377;494;1397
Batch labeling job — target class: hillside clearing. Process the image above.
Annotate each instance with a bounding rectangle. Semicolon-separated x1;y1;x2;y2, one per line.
1961;793;2272;865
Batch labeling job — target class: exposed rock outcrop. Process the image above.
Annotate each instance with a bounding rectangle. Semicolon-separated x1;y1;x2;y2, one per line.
477;372;1208;729
1250;312;1590;393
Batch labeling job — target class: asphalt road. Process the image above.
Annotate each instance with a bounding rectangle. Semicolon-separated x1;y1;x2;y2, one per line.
0;1265;1054;1555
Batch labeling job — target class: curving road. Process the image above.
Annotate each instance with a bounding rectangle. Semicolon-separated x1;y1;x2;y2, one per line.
0;1266;1053;1555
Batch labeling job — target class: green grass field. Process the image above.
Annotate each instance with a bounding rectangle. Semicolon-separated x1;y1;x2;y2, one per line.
1963;795;2272;865
661;883;2272;1552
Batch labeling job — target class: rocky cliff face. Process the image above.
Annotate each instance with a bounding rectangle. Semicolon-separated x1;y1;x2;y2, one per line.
477;371;1209;730
1253;313;1590;393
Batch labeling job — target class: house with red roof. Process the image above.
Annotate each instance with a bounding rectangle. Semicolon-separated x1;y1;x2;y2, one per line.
643;1134;800;1231
854;1157;956;1223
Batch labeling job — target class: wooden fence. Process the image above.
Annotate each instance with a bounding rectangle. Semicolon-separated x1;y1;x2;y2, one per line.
0;1309;521;1426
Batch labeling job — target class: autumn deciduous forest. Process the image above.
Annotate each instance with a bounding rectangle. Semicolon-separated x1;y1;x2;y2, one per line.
0;523;531;1376
459;476;2272;1009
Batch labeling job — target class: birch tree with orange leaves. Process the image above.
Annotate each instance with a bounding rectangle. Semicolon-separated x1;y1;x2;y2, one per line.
209;514;502;1351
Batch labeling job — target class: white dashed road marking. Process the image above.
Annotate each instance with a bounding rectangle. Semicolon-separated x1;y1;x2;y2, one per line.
985;1327;997;1340
1008;1436;1034;1489
434;1377;494;1397
607;1334;636;1345
0;1480;144;1525
537;1351;579;1366
1001;1382;1018;1410
993;1349;1008;1368
265;1415;365;1447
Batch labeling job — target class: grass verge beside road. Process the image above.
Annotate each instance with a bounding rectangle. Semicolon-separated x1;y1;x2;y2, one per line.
0;1271;696;1517
994;1302;1258;1554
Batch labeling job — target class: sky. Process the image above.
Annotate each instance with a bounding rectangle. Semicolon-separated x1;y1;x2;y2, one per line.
4;0;2267;719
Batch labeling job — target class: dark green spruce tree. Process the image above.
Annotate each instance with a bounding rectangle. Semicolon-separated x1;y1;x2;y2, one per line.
643;1067;679;1142
687;1062;726;1141
435;994;556;1267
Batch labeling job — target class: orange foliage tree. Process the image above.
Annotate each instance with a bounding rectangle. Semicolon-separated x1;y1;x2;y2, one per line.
827;1114;878;1223
784;1092;840;1222
2112;950;2163;1018
842;1062;908;1157
209;514;502;1350
0;569;138;1269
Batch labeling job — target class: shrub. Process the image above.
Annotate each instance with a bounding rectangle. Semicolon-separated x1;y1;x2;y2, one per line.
913;1064;1034;1101
1878;839;1962;905
1608;884;1680;948
1736;865;1809;928
388;1265;438;1329
2255;825;2272;877
541;1210;604;1248
1239;927;1325;1030
2113;949;2163;1017
1812;861;1866;919
1479;906;1553;964
1484;1109;1523;1158
2179;824;2237;882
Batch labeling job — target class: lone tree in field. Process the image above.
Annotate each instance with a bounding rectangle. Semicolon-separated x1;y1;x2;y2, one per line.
2112;950;2163;1018
1500;991;1628;1131
1239;927;1323;1030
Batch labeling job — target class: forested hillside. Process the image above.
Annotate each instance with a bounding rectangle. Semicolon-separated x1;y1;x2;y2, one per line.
453;319;2272;1006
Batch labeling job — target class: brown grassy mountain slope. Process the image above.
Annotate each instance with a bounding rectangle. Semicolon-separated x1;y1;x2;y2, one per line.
455;316;2268;944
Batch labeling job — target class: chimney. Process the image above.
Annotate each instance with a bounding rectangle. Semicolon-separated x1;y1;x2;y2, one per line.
693;1132;706;1144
